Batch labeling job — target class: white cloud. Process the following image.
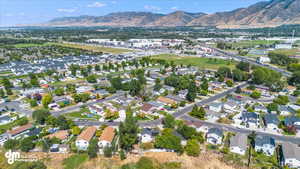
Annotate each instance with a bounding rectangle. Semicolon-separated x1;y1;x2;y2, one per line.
171;7;178;10
57;8;77;13
87;2;106;8
111;1;117;4
144;5;161;11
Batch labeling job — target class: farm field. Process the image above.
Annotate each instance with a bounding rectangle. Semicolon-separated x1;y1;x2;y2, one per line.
151;54;236;70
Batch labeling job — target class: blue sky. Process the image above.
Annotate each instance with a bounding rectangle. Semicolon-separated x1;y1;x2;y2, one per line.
0;0;263;26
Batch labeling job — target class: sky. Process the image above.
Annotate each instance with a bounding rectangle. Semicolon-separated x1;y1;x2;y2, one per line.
0;0;264;26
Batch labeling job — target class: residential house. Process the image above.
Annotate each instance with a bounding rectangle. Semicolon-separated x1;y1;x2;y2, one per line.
177;89;188;99
279;105;292;116
208;102;223;112
206;128;223;145
284;116;300;131
230;133;248;155
0;133;9;146
0;115;13;125
7;123;34;139
45;130;69;141
89;105;104;115
139;128;159;143
75;126;97;150
157;96;176;106
264;114;279;130
98;127;115;148
255;136;276;156
140;103;155;114
223;100;239;112
242;112;260;128
254;105;268;113
281;142;300;169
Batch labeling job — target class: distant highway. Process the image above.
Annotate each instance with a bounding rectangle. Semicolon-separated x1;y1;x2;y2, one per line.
210;46;292;77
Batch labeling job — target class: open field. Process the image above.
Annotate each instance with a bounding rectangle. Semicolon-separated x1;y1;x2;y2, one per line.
151;54;236;70
14;43;51;48
52;42;132;54
270;48;300;56
1;151;240;169
230;40;281;48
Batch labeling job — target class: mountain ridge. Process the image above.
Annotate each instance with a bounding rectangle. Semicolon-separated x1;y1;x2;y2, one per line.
43;0;300;28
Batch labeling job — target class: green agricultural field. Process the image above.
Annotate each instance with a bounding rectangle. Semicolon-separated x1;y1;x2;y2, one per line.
14;43;51;48
231;40;281;48
52;42;132;54
151;54;236;70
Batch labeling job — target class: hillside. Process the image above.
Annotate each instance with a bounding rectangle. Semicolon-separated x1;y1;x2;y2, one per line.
44;0;300;28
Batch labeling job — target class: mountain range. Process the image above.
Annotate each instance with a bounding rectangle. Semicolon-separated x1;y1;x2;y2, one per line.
44;0;300;28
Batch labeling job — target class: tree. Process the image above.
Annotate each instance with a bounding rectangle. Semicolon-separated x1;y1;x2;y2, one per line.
119;113;138;151
250;90;261;99
135;157;155;169
232;69;247;81
185;139;200;157
177;124;197;140
154;78;162;91
88;139;98;158
29;99;38;107
86;75;97;83
236;61;250;72
120;150;126;160
200;79;208;91
267;103;278;112
4;139;19;150
226;80;234;87
56;115;70;129
235;86;242;93
217;67;231;78
42;94;53;108
273;95;289;105
32;109;50;125
129;80;142;96
154;129;183;153
190;105;206;120
252;68;266;84
20;137;35;152
103;146;113;158
186;81;197;102
0;88;5;98
71;126;81;135
289;71;300;86
54;87;64;96
163;114;176;128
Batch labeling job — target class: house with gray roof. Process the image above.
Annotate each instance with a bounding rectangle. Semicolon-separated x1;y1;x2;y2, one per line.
230;133;248;155
284;116;300;130
255;135;276;156
281;142;300;169
206;128;223;145
242;112;260;128
264;114;279;130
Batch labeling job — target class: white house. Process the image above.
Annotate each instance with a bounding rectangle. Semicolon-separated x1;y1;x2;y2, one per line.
208;102;223;112
98;126;115;149
206;128;223;145
264;114;279;130
139;128;159;143
255;136;276;156
256;56;271;64
230;133;248;155
282;142;300;169
75;126;97;151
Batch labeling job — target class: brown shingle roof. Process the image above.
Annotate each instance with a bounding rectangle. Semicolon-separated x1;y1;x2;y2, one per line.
157;96;176;105
76;126;96;142
45;130;69;140
99;127;115;143
8;123;33;136
141;103;153;112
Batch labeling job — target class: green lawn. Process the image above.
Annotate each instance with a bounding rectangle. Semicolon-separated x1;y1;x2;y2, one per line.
0;117;28;134
151;54;236;70
64;107;100;120
63;154;88;169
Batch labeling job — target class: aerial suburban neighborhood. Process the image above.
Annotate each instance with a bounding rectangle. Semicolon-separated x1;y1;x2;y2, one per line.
1;0;300;169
